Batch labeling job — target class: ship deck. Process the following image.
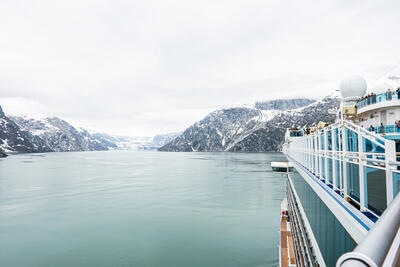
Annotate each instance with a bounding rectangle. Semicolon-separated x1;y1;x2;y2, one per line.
281;216;296;267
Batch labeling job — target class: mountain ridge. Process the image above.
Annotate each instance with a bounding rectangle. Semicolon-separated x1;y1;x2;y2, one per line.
0;96;339;154
160;94;340;152
0;106;178;153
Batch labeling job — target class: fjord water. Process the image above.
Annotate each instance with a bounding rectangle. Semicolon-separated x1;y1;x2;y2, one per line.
0;151;286;267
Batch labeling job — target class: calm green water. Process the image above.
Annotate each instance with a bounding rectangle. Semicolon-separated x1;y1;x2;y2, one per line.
0;151;286;267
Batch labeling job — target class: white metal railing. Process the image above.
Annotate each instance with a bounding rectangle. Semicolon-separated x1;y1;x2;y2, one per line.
356;90;400;110
283;120;398;218
336;192;400;267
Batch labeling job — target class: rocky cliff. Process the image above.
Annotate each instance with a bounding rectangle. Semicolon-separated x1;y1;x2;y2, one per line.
160;93;340;152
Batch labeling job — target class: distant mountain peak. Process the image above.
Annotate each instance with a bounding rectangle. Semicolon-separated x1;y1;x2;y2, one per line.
0;105;5;117
254;98;315;111
160;94;340;152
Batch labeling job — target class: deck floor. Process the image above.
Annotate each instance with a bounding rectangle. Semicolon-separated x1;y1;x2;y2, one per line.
281;216;296;267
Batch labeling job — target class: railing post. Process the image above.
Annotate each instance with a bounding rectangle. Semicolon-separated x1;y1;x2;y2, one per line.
325;130;328;182
308;136;311;171
314;135;321;176
332;127;337;188
385;139;396;205
358;127;366;211
315;134;318;176
319;134;322;178
343;125;348;196
338;127;343;190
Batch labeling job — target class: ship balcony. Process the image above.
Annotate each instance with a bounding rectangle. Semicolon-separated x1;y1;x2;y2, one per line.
356;91;400;115
367;124;400;138
289;129;304;137
282;119;400;221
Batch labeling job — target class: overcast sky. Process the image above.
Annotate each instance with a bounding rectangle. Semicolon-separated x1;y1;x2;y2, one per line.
1;0;400;136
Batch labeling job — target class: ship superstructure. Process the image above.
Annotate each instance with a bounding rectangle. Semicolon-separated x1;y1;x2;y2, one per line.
279;76;400;267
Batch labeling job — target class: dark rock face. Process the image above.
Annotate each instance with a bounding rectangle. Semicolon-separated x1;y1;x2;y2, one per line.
228;95;340;151
160;107;262;152
0;105;51;153
160;93;340;152
0;150;7;157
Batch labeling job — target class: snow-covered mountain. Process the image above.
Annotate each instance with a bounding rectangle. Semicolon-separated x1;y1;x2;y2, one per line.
160;94;340;152
0;95;339;154
0;105;178;154
10;116;110;152
0;106;50;153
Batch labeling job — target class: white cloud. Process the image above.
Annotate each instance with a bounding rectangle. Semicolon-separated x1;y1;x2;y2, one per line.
0;0;400;135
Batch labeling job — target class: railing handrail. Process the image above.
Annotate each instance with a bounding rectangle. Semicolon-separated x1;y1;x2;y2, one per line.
343;120;391;146
336;192;400;267
356;90;400;109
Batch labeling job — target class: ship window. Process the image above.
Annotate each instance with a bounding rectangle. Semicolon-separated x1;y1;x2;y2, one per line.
365;167;387;216
347;162;360;202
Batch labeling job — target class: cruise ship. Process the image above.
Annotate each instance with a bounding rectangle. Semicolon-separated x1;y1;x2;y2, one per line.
278;76;400;267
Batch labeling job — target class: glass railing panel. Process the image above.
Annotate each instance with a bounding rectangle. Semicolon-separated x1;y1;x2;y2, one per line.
386;125;395;134
365;166;387;216
290;130;304;137
327;130;332;151
334;128;340;151
346;128;358;152
357;91;400;109
363;137;385;154
320;134;325;150
327;157;333;184
321;157;325;179
347;162;360;201
313;155;316;171
335;159;341;188
340;161;344;189
393;172;400;198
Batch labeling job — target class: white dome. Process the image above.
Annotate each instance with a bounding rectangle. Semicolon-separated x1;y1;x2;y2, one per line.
339;75;367;98
372;82;394;94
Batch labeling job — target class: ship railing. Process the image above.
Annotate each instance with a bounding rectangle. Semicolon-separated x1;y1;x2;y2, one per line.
356;91;400;110
283;119;398;218
367;124;400;135
336;191;400;267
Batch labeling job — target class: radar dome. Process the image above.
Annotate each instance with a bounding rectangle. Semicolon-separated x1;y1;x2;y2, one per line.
339;75;367;98
372;82;393;94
